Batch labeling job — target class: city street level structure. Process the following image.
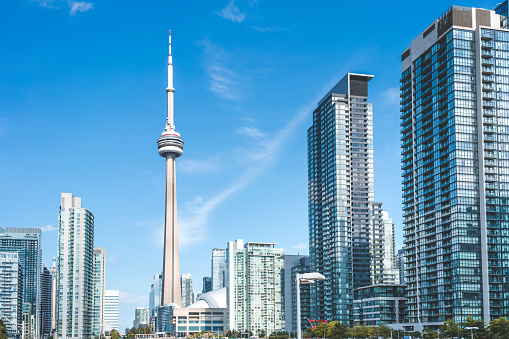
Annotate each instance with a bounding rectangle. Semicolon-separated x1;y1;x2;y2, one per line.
158;30;184;307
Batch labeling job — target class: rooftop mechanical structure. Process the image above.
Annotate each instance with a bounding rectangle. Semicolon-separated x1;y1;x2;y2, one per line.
158;30;183;307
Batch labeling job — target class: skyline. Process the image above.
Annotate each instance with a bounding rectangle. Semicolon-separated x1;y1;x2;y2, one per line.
0;0;498;331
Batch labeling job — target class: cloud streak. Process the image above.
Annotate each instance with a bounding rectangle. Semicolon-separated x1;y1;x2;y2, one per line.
41;225;58;232
217;0;246;23
177;93;319;246
292;243;308;251
119;291;147;304
68;1;93;15
199;39;240;101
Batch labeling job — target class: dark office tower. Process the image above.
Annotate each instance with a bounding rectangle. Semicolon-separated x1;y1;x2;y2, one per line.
401;5;509;324
203;277;212;293
0;226;42;337
308;73;397;325
41;265;52;337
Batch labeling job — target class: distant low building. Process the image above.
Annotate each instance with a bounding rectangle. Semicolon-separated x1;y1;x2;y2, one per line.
134;307;150;328
181;274;194;308
283;255;310;334
353;284;406;326
104;290;119;332
173;288;227;337
203;277;212;294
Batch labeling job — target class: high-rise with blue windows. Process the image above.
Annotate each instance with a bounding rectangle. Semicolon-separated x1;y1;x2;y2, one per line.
308;74;398;325
57;193;94;338
401;3;509;325
0;226;42;337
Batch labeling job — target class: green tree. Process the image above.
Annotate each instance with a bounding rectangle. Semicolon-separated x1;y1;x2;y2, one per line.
461;316;489;339
328;321;348;339
348;325;374;338
110;329;121;339
440;319;460;338
374;325;392;339
489;317;509;339
423;329;439;339
0;320;7;339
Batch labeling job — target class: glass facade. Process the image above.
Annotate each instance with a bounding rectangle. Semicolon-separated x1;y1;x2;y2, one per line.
401;6;509;323
211;249;226;291
0;252;23;337
181;274;194;308
226;240;284;335
308;73;397;325
149;274;162;317
92;247;105;336
353;284;406;325
41;265;52;337
57;193;94;338
0;227;42;337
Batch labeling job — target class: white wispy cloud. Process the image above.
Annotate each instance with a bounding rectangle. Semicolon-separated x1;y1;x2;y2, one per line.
217;0;246;23
176;96;318;246
292;243;308;251
32;0;61;9
381;87;400;106
41;225;58;232
199;39;239;101
178;158;222;174
106;255;118;264
68;0;93;15
119;291;147;304
237;126;266;138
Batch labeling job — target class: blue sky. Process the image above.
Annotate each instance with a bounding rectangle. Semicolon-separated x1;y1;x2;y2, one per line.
0;0;496;331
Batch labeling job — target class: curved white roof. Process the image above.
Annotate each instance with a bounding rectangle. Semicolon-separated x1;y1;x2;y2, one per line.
187;287;226;309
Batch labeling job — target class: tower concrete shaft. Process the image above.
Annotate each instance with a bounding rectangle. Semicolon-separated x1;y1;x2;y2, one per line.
158;30;184;307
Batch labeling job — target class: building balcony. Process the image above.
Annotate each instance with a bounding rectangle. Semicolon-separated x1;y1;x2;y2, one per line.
482;66;494;74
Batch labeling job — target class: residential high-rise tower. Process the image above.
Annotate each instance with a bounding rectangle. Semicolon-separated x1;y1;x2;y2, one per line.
56;193;94;338
226;239;284;335
211;249;226;290
41;265;52;337
0;252;23;337
157;30;184;307
401;4;509;323
92;247;106;336
181;274;194;308
0;226;42;337
308;73;397;324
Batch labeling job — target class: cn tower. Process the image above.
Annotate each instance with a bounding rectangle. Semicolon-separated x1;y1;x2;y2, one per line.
157;30;183;307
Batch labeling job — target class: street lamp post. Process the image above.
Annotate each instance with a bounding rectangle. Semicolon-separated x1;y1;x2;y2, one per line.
296;272;325;339
465;327;478;339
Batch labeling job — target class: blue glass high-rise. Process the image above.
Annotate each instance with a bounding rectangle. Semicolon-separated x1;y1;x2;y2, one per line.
401;4;509;324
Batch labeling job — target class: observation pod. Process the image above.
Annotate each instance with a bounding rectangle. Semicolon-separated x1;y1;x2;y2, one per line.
157;130;184;157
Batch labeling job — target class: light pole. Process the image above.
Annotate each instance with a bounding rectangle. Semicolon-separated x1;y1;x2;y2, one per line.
296;272;325;339
465;327;478;339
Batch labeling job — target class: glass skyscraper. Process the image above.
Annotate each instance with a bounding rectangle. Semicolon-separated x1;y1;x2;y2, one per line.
308;73;397;324
401;4;509;324
57;193;94;338
92;247;106;336
149;274;162;317
226;239;284;335
180;274;194;308
41;265;52;337
211;249;226;291
0;252;23;337
0;226;42;337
